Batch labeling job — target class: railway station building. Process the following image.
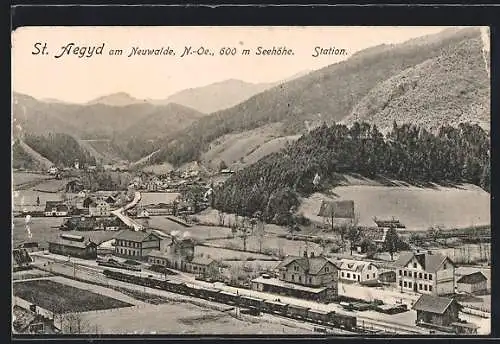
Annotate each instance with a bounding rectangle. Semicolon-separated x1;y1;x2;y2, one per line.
113;230;161;259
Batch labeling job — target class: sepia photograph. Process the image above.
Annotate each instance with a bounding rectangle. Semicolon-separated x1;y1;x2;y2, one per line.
11;26;491;336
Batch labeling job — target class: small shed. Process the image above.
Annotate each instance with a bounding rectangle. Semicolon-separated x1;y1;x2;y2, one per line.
412;294;460;328
456;272;488;294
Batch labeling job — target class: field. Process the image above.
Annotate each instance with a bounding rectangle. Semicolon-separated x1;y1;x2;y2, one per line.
208;235;323;258
12;217;117;248
299;184;490;230
77;301;309;334
13;279;133;313
193;209;288;235
194;246;275;261
13;189;63;212
12;172;51;187
32;179;72;193
139;192;181;206
150;216;233;240
142;162;175;175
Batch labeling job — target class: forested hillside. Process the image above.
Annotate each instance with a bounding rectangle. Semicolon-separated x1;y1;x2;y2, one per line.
151;28;482;167
213;122;490;226
24;133;97;167
343;35;489;131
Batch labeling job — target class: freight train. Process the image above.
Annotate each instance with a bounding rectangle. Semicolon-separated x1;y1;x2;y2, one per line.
102;269;357;332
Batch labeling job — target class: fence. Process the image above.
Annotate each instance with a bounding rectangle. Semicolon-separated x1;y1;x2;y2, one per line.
13;296;54;320
461;306;490;319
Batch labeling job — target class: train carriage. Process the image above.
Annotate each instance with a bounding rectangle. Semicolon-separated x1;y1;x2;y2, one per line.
239;295;264;312
331;311;357;330
263;300;289;315
202;287;221;302
308;309;335;324
287;304;310;320
164;280;187;294
218;291;239;306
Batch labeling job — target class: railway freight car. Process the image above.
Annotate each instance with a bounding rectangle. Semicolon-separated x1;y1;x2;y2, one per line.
308;309;335;324
240;295;264;312
218;291;239;306
287;305;310;320
263;300;289;315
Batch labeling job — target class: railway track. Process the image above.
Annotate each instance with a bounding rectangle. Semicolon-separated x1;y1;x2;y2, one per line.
32;256;434;335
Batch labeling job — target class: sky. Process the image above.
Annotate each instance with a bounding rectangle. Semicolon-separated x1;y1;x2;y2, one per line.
12;26;471;103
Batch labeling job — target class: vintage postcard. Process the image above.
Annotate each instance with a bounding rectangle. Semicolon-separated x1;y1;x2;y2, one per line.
11;26;491;336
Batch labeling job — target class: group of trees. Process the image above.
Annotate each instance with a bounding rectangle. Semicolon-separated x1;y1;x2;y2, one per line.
12;139;36;170
24;133;97;168
212;121;490;225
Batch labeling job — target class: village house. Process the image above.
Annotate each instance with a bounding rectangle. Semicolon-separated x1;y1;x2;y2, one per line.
47;234;98;259
456;271;488;294
12;306;59;334
317;200;355;226
337;258;379;284
89;200;111;217
394;250;455;296
188;256;219;277
412;294;461;329
105;195;116;205
47;166;58;175
113;230;161;259
251;253;339;302
44;201;69;217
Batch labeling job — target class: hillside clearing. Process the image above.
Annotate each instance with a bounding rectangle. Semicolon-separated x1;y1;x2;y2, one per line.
201;123;284;170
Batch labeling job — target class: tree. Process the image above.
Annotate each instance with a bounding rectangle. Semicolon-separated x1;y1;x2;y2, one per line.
360;238;377;257
346;225;361;255
219;160;228;171
36;196;40;206
409;233;422;246
384;227;400;260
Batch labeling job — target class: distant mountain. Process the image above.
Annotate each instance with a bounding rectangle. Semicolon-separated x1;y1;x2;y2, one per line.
87;92;148;107
150;27;484;167
342;35;490;132
154;79;275;114
12;92;204;164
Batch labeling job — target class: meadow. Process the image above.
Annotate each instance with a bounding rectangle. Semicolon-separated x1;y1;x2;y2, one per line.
300;184;490;230
13;172;51;187
139;192;181;206
12;217;117;248
13;279;133;313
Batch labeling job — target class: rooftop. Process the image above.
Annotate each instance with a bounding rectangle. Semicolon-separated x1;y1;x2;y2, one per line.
412;294;457;314
317;200;355;219
251;276;327;294
277;255;338;275
338;258;376;272
190;256;216;266
456;271;488;284
114;230;161;242
48;238;97;249
395;251;452;273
